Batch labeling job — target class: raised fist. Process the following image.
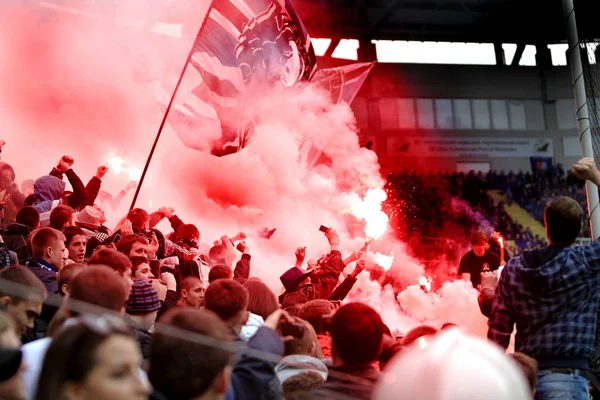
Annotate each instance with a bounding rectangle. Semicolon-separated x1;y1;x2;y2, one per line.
57;155;75;173
96;166;109;179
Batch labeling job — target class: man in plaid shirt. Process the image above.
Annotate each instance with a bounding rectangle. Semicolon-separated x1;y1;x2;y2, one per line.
488;157;600;400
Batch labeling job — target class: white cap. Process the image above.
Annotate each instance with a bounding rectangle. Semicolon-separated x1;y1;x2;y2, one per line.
374;330;531;400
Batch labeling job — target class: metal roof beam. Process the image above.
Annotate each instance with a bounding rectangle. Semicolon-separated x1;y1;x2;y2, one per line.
366;0;406;39
511;43;526;66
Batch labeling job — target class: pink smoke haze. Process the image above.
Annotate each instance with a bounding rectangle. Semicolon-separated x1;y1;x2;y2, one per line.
0;0;488;336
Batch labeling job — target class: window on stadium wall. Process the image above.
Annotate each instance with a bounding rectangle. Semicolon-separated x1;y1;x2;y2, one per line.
378;98;546;131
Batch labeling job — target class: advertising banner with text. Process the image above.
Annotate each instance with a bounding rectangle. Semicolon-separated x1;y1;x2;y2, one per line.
387;137;553;158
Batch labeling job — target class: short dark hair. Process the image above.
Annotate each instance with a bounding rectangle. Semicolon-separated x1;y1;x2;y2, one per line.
181;276;203;292
127;208;149;230
176;224;200;243
330;303;384;365
511;352;538;393
284;318;314;356
30;228;66;259
208;245;226;261
208;265;232;284
63;226;86;246
49;205;75;232
129;257;149;276
470;230;488;246
299;300;335;334
150;308;231;399
16;206;40;230
204;279;248;322
57;263;85;296
0;265;47;303
244;280;279;320
544;196;583;245
116;235;148;257
68;265;128;313
88;249;132;276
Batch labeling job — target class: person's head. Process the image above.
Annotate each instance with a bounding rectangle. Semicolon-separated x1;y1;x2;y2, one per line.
15;206;40;230
125;281;160;331
67;265;130;317
281;292;309;309
208;265;233;284
204;279;249;333
402;325;439;346
299;300;335;335
284;305;302;317
373;330;531;400
87;249;134;295
50;205;76;232
175;224;200;248
544;196;583;246
330;303;384;367
284;318;317;357
180;277;205;309
0;164;15;188
75;206;103;230
30;227;68;270
470;231;488;256
34;318;149;400
149;308;232;400
57;263;86;297
64;227;88;264
208;245;226;265
116;235;149;259
0;311;26;400
130;257;153;282
243;280;279;321
0;266;47;336
126;209;149;231
511;352;538;395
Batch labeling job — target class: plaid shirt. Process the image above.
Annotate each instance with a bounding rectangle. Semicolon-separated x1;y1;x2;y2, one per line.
488;242;600;362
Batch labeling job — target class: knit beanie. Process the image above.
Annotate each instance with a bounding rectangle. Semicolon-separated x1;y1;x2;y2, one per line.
126;280;161;315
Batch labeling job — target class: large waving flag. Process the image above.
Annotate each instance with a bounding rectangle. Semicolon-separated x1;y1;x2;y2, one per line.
159;0;317;157
299;62;375;170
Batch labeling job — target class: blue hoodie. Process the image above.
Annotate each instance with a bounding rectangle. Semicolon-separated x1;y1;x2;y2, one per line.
33;176;66;214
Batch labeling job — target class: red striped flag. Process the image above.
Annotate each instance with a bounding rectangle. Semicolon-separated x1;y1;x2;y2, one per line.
162;0;317;156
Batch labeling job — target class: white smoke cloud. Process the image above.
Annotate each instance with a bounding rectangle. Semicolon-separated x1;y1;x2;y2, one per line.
0;0;490;337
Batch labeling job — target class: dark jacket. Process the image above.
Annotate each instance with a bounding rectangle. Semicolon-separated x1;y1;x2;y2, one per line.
150;326;283;400
305;363;381;400
279;251;346;305
226;326;283;400
3;223;34;264
27;259;58;294
157;290;178;320
127;316;151;361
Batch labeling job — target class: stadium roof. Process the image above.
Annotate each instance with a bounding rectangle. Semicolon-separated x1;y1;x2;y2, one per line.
293;0;600;44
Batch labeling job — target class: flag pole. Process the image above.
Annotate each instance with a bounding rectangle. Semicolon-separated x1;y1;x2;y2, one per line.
563;0;600;240
130;2;214;210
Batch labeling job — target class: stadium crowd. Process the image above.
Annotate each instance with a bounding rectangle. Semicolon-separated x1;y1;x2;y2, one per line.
0;151;598;399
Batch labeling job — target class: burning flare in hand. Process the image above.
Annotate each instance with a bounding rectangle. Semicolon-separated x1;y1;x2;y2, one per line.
108;155;142;182
349;188;389;239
